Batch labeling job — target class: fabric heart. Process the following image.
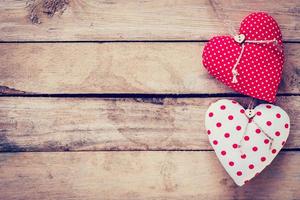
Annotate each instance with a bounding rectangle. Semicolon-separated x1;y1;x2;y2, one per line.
202;12;284;103
205;99;290;186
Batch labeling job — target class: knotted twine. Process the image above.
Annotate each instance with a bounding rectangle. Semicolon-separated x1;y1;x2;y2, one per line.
209;4;281;151
208;1;282;84
231;38;281;83
238;99;275;152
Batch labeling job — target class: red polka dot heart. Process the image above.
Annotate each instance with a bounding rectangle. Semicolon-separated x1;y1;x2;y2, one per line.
202;12;284;103
205;99;290;186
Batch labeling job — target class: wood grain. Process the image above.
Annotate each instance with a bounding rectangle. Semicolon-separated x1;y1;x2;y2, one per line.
1;1;299;198
0;43;299;94
0;96;298;152
0;0;299;41
0;151;299;200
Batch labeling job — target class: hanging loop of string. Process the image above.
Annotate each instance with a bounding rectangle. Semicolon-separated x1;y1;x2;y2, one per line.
231;37;280;84
247;98;257;110
238;117;275;152
238;99;275;151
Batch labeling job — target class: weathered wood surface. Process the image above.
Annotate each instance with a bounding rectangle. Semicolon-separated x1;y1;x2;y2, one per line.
0;43;299;95
1;1;299;198
0;96;298;152
0;151;299;200
0;0;299;41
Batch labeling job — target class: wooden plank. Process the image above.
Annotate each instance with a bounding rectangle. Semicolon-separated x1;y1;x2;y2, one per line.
0;96;298;151
0;151;299;200
0;43;299;94
0;0;299;41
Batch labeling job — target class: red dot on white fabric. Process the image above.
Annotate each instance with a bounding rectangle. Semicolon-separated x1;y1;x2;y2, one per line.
224;133;230;138
264;139;270;144
221;150;226;156
252;146;258;152
257;111;262;116
285;123;289;128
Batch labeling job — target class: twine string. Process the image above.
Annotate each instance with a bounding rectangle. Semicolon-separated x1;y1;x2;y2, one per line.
231;43;245;83
231;38;280;83
238;120;274;158
210;1;282;84
247;98;256;110
238;100;275;152
208;6;279;150
208;0;237;36
253;119;274;150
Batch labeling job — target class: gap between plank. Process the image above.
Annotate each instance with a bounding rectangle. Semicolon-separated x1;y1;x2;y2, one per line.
0;148;300;154
0;40;300;44
0;93;299;98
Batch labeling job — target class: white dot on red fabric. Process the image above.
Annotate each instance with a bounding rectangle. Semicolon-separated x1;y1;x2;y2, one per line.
202;12;284;103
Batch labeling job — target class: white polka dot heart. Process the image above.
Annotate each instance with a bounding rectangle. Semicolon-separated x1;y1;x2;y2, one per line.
205;99;290;186
202;12;284;103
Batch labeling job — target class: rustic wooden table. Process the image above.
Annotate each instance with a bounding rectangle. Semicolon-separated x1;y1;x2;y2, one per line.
0;0;299;199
